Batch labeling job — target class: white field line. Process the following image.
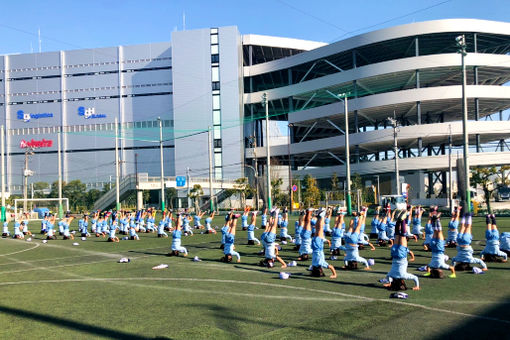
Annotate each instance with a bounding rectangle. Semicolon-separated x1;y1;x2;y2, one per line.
0;276;508;325
0;243;39;256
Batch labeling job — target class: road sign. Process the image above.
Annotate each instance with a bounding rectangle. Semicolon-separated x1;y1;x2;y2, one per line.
292;185;298;192
176;176;186;187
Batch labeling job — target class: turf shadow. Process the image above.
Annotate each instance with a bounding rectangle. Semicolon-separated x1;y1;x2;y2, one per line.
0;304;160;339
432;295;510;339
184;303;372;340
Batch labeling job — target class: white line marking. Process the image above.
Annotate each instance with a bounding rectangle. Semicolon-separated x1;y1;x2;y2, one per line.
0;276;508;325
0;243;39;257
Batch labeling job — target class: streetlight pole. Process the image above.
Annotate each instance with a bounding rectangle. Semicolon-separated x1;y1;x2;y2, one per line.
263;92;272;210
1;125;5;222
448;124;453;209
57;128;63;218
158;117;165;211
114;117;120;211
326;90;352;213
388;115;401;196
245;164;258;210
208;126;214;212
456;34;471;212
287;123;293;212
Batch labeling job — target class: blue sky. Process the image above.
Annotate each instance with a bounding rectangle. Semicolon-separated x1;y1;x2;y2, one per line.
0;0;508;54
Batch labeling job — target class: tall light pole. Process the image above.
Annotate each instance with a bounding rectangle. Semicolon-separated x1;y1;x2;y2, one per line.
388;116;401;196
208;126;214;212
1;125;5;222
245;164;258;210
456;34;471;212
57;128;63;218
287;123;293;212
341;93;352;214
114;117;120;211
448;124;453;209
326;90;352;214
262;92;272;210
158;117;165;211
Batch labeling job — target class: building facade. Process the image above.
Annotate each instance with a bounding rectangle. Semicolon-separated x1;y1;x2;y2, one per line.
3;19;510;202
244;19;510;200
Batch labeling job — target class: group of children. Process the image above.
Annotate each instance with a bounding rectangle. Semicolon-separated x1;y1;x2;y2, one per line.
3;203;509;292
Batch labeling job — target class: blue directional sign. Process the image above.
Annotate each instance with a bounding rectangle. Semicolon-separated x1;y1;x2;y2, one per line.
176;176;186;187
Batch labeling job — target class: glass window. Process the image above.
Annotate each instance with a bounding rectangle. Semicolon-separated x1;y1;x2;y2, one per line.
213;110;221;125
211;45;219;54
212;95;220;110
211;54;219;64
214;139;222;148
210;34;218;45
215;167;222;180
210;28;218;34
214;153;222;167
212;81;220;91
213;126;221;139
211;67;219;82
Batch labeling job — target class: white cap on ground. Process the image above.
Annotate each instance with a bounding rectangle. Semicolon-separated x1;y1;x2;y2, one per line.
368;259;375;266
279;272;290;280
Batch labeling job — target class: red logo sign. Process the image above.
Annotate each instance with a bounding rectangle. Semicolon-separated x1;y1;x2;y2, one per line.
19;139;53;148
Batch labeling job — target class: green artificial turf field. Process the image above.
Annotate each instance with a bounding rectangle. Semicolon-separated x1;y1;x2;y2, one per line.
0;215;509;339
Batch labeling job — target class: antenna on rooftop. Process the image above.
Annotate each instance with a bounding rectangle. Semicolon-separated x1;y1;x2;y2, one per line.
38;28;41;53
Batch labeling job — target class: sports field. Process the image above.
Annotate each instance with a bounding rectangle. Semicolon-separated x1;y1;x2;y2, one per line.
0;215;508;339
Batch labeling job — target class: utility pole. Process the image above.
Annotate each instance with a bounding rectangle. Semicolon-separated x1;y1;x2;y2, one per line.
456;34;471;212
388;114;401;196
158;117;165;211
114;117;120;211
208;126;214;212
448;124;453;209
23;147;34;212
251;136;259;211
1;125;5;222
186;166;191;209
287;124;293;212
342;94;352;214
262;92;272;209
58;128;63;218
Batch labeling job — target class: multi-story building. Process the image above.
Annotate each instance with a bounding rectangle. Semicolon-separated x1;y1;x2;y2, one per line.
4;19;510;204
244;19;510;201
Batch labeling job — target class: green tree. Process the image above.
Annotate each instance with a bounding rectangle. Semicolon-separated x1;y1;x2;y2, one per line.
32;181;49;198
85;189;102;210
165;187;177;209
302;174;320;207
233;177;254;207
330;172;342;200
188;184;203;212
471;166;499;213
63;180;87;211
271;177;289;207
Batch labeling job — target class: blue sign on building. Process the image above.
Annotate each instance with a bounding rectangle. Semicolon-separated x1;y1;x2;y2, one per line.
176;176;186;187
17;110;53;123
78;106;106;119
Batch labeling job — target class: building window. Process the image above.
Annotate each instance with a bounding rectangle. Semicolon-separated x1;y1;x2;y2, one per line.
211;67;219;82
211;45;219;54
211;54;219;64
210;34;218;45
214;139;222;148
213;110;221;125
214;153;222;167
213;126;221;139
212;81;220;91
212;95;221;110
